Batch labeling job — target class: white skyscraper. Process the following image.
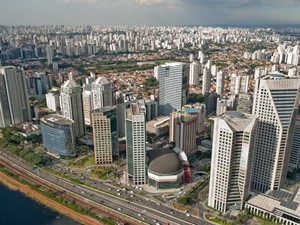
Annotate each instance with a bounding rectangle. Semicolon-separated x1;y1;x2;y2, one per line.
60;72;85;137
206;60;212;70
251;74;300;192
126;102;146;185
82;76;113;125
91;76;113;110
209;111;257;212
82;83;93;125
230;73;240;95
189;62;200;85
216;71;225;95
198;51;204;64
158;62;189;116
0;66;31;127
211;65;218;76
202;68;211;95
240;75;249;93
46;88;60;112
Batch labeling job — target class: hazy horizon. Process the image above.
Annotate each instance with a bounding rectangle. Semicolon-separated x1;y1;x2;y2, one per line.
1;0;299;27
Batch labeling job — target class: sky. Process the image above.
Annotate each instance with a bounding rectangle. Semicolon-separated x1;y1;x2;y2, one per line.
0;0;300;26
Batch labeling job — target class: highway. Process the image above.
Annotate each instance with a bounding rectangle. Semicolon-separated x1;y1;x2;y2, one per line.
0;150;211;225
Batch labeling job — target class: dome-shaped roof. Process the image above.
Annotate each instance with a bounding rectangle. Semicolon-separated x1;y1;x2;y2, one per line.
148;148;182;175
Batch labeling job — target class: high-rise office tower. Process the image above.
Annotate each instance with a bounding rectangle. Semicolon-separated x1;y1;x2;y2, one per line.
83;77;94;124
60;72;85;137
204;91;218;116
82;73;96;125
209;111;257;212
0;66;31;127
202;68;211;95
92;107;118;164
251;74;300;192
216;71;225;95
158;62;189;116
41;114;76;157
189;62;200;85
169;110;197;156
82;83;93;125
126;102;146;185
92;76;113;110
182;103;206;134
32;72;49;99
144;99;158;122
46;45;53;65
116;101;135;137
288;116;300;171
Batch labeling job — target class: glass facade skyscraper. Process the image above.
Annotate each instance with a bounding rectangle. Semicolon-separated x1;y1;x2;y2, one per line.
0;66;31;127
158;62;189;116
41;114;76;157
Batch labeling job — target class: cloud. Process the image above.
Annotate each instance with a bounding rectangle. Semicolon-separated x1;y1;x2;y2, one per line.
2;0;299;26
55;0;300;11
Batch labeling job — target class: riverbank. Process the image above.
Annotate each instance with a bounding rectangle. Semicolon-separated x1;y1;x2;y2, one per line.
0;170;104;225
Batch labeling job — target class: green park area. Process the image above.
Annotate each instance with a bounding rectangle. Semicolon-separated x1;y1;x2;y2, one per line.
0;127;48;166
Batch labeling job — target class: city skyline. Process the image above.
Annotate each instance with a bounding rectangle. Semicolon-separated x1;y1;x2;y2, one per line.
1;0;300;26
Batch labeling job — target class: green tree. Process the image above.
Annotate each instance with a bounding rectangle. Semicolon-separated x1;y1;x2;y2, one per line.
18;149;30;158
142;77;159;94
33;154;43;165
188;93;204;103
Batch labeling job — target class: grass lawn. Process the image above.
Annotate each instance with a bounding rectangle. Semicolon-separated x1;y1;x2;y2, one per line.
173;202;186;211
72;154;95;168
204;213;232;225
91;166;118;180
255;217;278;225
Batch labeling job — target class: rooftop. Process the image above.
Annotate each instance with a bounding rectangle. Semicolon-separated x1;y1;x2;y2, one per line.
247;187;300;220
92;106;115;114
160;62;186;67
41;114;74;125
184;108;199;114
220;111;258;131
261;72;287;79
94;76;110;85
146;116;170;127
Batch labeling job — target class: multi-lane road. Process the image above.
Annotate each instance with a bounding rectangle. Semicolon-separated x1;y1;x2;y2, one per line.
0;150;211;225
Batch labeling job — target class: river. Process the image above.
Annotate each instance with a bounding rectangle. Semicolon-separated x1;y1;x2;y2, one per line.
0;182;81;225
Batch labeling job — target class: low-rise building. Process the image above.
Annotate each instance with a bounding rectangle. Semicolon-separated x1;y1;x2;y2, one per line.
147;148;184;189
245;188;300;225
146;116;169;137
